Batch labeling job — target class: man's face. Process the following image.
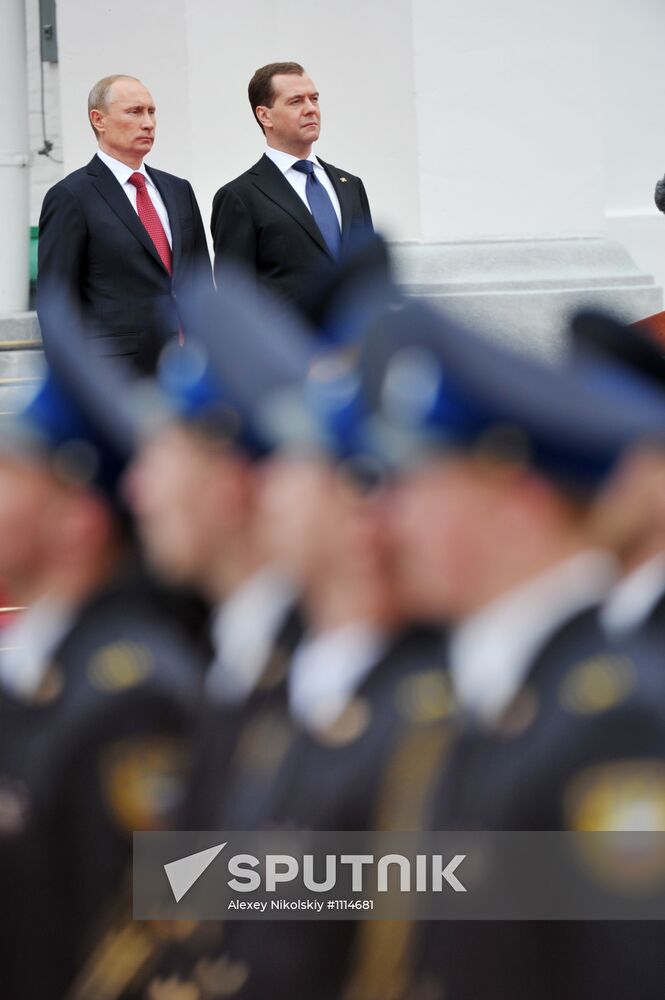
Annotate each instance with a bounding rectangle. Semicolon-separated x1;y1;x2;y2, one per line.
0;457;65;591
388;457;510;621
92;78;156;165
125;425;250;587
256;455;397;593
255;455;331;585
258;73;321;152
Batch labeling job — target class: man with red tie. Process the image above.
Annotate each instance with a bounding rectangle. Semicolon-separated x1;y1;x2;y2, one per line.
37;75;212;374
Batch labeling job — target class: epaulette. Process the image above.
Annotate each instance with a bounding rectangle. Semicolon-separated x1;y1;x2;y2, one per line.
87;641;154;694
558;654;635;716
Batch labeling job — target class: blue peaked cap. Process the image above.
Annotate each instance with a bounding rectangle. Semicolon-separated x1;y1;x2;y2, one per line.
255;237;396;462
156;276;317;458
570;310;665;412
363;298;665;492
14;291;138;499
300;233;395;349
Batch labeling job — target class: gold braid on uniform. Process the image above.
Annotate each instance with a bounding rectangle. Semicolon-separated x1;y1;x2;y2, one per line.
65;894;204;1000
342;705;453;1000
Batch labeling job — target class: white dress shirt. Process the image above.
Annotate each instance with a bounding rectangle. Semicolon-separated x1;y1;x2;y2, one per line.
289;622;388;731
206;567;298;705
96;148;173;247
0;598;74;700
449;550;617;726
602;553;665;636
264;145;342;229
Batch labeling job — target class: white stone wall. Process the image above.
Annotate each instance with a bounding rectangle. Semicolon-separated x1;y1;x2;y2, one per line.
411;0;606;240
53;0;419;242
600;0;665;303
25;0;63;226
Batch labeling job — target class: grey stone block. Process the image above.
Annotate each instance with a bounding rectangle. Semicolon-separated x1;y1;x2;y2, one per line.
0;311;41;344
390;237;663;361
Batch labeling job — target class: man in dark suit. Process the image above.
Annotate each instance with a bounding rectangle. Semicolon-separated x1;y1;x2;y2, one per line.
37;74;212;374
211;62;373;313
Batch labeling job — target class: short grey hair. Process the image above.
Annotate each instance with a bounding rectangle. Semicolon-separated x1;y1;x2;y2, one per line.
87;74;141;136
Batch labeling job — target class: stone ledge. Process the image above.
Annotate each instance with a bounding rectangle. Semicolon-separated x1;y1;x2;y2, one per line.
0;311;41;343
1;237;662;366
391;237;663;359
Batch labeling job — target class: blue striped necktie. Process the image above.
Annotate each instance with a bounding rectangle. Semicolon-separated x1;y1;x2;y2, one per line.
292;159;341;258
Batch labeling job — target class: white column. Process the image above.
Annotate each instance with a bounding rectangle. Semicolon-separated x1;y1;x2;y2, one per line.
392;0;662;355
600;0;665;300
0;0;30;313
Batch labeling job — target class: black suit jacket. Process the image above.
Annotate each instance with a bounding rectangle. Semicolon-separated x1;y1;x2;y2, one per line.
37;154;212;373
211;153;373;312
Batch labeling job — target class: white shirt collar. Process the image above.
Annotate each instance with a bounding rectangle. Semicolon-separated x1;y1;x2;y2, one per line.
96;148;154;187
264;145;322;174
289;621;388;731
602;553;665;636
0;597;74;700
206;567;297;704
449;550;617;726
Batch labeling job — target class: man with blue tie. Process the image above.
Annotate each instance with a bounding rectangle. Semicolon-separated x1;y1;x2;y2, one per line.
211;62;374;314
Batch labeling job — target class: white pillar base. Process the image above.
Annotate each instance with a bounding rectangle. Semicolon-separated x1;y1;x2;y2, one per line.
391;237;662;360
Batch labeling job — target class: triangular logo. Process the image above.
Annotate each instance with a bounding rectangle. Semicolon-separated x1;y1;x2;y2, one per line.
164;842;227;902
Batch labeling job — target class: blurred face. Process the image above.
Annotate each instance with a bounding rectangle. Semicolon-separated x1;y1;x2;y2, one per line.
388;457;511;621
0;457;67;592
125;425;249;587
589;446;665;567
256;454;396;591
255;455;331;584
91;78;156;167
257;73;321;154
329;475;396;585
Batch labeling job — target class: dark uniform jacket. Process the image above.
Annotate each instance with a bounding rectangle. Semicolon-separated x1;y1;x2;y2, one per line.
0;569;203;1000
100;625;451;1000
37;154;212;374
211;154;373;314
204;625;450;1000
414;607;665;1000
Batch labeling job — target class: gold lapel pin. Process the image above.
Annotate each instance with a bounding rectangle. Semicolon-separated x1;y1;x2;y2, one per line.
339;176;348;183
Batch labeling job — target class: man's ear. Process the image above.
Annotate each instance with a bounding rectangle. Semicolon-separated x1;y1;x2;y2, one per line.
90;109;105;135
255;106;272;131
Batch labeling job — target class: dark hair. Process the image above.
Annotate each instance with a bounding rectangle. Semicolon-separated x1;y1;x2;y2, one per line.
248;62;305;133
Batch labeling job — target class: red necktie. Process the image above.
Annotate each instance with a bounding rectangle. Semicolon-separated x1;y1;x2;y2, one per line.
128;172;173;275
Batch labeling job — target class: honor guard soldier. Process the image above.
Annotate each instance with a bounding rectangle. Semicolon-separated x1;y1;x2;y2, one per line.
0;302;203;1000
363;297;665;1000
570;309;665;650
220;345;451;1000
84;281;316;999
125;278;315;731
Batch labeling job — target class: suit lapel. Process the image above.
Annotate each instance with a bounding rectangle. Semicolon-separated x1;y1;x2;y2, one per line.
87;155;170;275
147;166;182;274
319;159;353;246
250;155;332;258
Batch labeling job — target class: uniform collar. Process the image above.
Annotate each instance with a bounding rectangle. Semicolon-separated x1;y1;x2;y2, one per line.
602;552;665;636
206;567;297;704
0;597;75;700
449;550;617;726
289;621;388;731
